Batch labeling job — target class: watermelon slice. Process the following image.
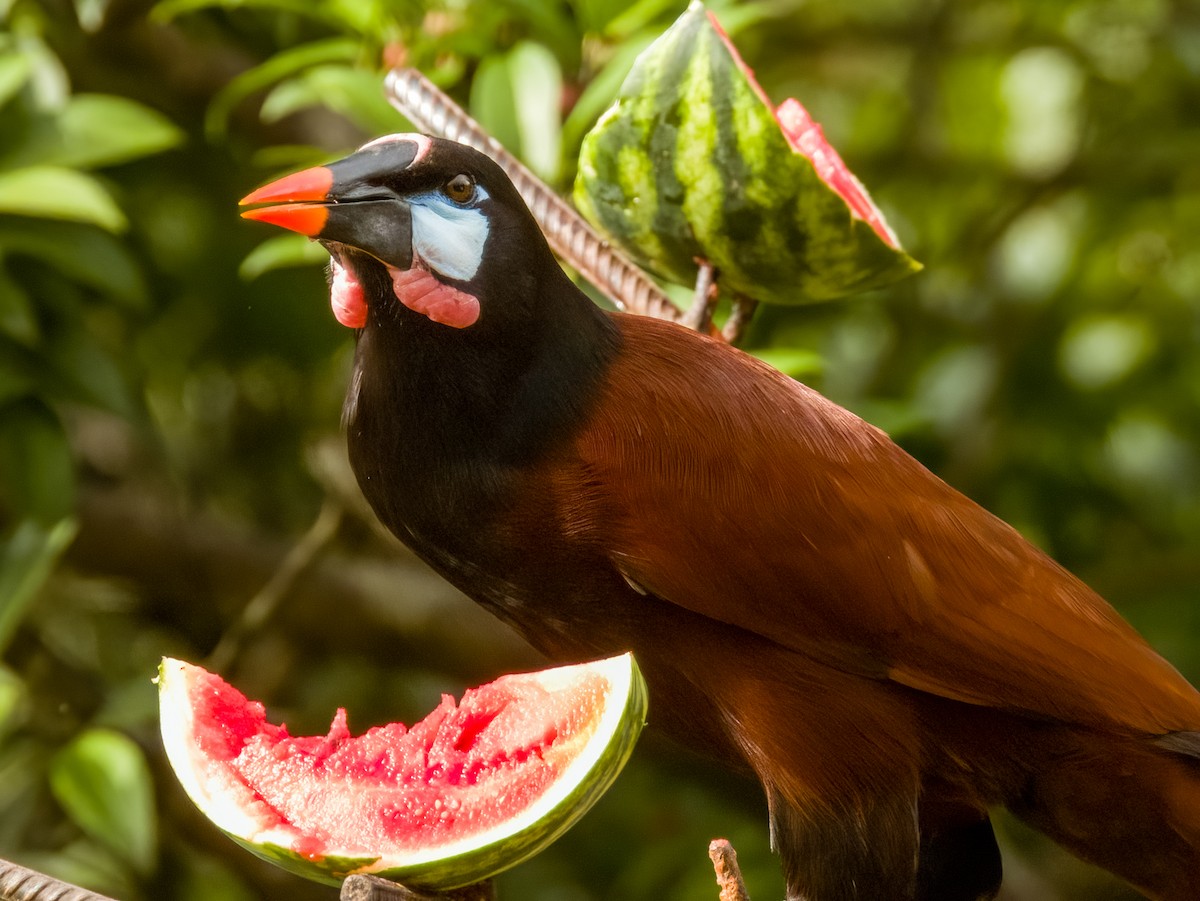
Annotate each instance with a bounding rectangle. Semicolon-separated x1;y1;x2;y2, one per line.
575;1;920;305
158;655;647;889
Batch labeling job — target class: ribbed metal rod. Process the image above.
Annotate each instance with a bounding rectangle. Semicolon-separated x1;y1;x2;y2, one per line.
384;67;681;324
0;857;118;901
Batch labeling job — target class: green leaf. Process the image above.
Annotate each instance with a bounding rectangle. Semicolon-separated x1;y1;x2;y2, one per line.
48;94;184;169
602;0;679;38
750;347;824;378
0;739;43;847
260;65;399;135
561;34;653;163
153;0;357;30
50;729;158;876
18;839;138;900
11;31;69;110
250;143;341;172
239;234;328;280
0;52;31;110
0;341;34;404
73;0;114;32
471;43;564;182
0;219;147;306
0;666;25;736
508;42;563;182
0;260;39;344
0;401;75;523
0;167;126;232
204;38;361;139
0;518;77;654
45;322;138;416
498;0;581;72
705;0;796;34
177;852;257;901
470;56;522;165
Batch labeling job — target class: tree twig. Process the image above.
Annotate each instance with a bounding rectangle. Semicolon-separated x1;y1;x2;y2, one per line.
681;261;719;332
67;481;538;678
207;497;344;672
709;839;751;901
722;295;759;344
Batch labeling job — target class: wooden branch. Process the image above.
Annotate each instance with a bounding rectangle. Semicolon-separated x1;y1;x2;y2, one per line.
67;480;538;679
722;296;759;345
681;261;719;333
341;876;494;901
208;496;344;672
709;839;751;901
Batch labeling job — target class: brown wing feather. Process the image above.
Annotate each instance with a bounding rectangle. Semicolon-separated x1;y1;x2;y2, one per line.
564;313;1200;735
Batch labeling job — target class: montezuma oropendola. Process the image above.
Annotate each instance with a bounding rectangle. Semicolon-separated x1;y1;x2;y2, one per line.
241;134;1200;901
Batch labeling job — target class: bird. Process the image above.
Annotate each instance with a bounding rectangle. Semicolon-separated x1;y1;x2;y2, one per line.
240;134;1200;901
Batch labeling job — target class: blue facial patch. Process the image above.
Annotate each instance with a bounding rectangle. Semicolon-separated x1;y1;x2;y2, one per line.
408;186;492;282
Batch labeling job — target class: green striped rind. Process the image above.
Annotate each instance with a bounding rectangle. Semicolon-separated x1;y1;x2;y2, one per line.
227;837;375;887
160;655;648;891
575;2;921;304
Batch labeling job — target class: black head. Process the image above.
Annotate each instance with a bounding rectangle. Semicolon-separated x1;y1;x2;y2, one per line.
240;134;564;334
240;133;619;467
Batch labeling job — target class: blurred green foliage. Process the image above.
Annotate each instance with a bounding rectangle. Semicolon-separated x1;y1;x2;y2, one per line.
0;0;1196;898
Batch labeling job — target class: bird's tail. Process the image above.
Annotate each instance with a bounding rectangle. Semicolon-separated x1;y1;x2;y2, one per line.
1011;730;1200;901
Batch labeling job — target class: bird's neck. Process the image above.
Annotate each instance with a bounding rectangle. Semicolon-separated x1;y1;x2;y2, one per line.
344;261;619;552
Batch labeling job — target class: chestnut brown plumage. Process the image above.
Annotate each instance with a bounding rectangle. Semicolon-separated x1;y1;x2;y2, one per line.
241;135;1200;901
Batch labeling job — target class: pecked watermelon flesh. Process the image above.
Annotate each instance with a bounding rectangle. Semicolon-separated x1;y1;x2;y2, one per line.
158;654;647;889
575;1;920;305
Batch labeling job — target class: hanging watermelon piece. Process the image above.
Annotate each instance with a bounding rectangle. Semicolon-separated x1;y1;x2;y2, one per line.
575;1;920;305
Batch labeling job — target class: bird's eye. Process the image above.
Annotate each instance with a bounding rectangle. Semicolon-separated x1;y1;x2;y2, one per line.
444;174;476;204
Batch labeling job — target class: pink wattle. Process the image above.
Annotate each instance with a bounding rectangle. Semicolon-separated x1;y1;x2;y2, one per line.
390;267;481;329
326;260;481;330
330;258;368;328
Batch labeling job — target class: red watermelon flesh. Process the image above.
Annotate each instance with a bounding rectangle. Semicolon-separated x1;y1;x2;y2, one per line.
185;663;603;858
162;655;646;888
